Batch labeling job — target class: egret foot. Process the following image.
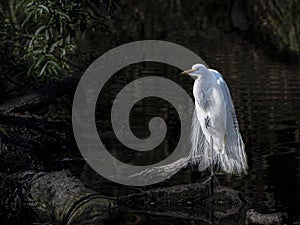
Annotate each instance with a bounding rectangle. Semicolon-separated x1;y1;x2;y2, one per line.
202;175;220;185
202;174;221;195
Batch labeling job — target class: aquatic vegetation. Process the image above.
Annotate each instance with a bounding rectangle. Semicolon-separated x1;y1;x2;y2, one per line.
251;0;300;53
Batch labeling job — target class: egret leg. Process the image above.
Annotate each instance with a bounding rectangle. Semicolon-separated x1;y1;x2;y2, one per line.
210;136;214;195
202;137;220;194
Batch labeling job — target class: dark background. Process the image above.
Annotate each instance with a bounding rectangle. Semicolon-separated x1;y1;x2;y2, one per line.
0;0;299;224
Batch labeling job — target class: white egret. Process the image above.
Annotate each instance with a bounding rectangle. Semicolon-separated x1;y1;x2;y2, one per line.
181;64;247;194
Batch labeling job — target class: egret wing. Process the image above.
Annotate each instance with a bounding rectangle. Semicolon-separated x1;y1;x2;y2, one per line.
189;80;211;170
209;69;247;173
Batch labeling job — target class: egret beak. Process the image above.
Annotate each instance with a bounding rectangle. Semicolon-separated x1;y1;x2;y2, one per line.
180;68;197;75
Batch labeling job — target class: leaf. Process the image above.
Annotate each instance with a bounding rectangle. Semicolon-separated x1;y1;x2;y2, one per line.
35;26;46;36
52;66;59;75
48;27;54;39
48;60;60;68
16;0;33;11
107;0;112;13
0;126;8;137
45;29;49;40
50;42;58;53
61;48;66;57
27;63;34;75
21;10;34;27
39;62;48;76
65;34;71;44
45;54;57;61
56;11;71;21
38;5;50;13
34;56;45;69
28;39;34;49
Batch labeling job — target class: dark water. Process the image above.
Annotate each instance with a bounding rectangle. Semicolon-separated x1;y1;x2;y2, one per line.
206;43;300;217
90;39;300;224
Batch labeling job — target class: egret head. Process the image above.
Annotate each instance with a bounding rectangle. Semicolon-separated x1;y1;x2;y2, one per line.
181;64;208;77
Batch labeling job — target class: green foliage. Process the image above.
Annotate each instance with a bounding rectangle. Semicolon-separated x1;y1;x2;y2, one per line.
252;0;300;53
0;0;119;84
0;3;26;98
16;0;118;77
0;174;20;225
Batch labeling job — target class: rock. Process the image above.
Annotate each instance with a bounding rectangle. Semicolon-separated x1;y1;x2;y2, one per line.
246;208;288;225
